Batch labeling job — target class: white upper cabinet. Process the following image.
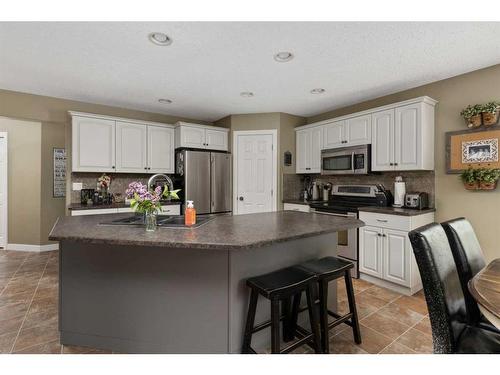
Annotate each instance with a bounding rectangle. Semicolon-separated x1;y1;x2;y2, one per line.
148;125;175;174
372;100;435;171
372;109;395;171
72;116;116;172
71;112;175;174
296;126;322;174
345;114;372;146
206;128;229;151
116;121;147;173
323;120;344;149
175;122;229;151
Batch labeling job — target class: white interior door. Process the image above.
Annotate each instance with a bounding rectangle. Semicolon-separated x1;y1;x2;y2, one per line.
0;133;7;248
234;131;276;215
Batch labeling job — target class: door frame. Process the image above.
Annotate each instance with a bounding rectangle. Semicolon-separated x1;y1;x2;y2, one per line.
232;129;278;215
0;132;7;249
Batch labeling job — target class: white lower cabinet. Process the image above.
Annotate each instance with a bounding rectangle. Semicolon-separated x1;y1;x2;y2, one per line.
359;211;434;295
283;203;311;213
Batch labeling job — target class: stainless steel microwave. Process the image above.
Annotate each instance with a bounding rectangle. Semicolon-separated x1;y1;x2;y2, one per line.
321;145;370;175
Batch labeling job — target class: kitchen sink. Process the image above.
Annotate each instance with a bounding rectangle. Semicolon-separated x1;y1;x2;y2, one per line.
100;215;214;228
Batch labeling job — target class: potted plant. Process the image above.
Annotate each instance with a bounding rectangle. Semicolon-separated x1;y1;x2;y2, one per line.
460;104;483;128
125;182;180;231
481;101;500;126
460;168;479;190
477;168;500;190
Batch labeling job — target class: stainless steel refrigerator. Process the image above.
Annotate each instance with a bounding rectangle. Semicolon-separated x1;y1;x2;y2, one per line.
176;150;232;215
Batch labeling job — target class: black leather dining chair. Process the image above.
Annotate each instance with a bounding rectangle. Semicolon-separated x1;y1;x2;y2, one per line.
442;218;498;332
408;223;500;353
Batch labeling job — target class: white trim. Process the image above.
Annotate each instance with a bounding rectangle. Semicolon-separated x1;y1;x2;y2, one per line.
68;111;174;128
174;121;229;132
0;132;7;249
296;96;438;131
232;129;278;215
6;243;59;252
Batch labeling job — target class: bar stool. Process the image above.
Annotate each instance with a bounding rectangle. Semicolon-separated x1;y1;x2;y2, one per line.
291;256;362;353
242;266;322;354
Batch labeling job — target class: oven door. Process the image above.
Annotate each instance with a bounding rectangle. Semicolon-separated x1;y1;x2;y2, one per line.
311;209;359;277
321;150;355;175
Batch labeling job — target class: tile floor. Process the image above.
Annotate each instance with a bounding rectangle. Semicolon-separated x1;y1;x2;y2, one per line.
0;249;433;354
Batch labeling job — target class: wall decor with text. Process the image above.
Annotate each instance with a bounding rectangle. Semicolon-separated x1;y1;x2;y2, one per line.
53;148;66;198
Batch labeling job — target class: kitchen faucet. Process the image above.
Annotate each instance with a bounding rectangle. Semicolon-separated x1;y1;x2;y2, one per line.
148;173;174;193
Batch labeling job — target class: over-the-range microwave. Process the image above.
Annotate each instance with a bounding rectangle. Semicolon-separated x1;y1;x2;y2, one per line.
321;144;370;175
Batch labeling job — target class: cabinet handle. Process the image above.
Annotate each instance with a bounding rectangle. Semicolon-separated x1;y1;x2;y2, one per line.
394;163;398;166
144;167;148;170
376;219;388;223
112;166;115;169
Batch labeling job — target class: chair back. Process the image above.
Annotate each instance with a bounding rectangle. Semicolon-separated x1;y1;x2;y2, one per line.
442;218;486;325
408;223;467;353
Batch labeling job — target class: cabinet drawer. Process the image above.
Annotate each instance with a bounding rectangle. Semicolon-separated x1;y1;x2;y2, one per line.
359;211;411;231
71;208;118;216
283;203;310;213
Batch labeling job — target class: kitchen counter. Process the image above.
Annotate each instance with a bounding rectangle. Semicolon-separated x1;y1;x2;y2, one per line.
358;206;436;216
50;211;362;250
67;201;181;210
50;211;362;353
282;199;312;205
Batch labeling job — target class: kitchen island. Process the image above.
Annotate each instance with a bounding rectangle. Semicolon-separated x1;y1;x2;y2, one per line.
49;211;363;353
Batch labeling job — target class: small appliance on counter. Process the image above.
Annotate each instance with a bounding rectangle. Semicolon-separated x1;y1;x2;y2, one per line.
80;189;95;205
322;183;332;201
404;192;429;210
393;176;406;207
374;184;393;206
311;181;320;200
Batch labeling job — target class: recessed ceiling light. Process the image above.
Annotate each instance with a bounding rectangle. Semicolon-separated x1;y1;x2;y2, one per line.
274;51;294;62
148;32;173;46
240;92;254;98
310;88;326;94
158;98;172;104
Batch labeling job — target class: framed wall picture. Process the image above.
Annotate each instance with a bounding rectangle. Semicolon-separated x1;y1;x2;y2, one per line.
53;148;66;198
446;128;500;173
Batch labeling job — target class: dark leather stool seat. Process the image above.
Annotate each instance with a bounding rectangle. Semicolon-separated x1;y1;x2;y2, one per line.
242;266;322;354
291;256;361;353
457;326;500;353
246;266;317;299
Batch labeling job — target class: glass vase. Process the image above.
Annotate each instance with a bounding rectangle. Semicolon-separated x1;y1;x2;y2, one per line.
145;212;157;232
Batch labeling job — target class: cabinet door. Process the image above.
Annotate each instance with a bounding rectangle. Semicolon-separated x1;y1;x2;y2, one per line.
323;121;344;149
296;129;310;173
148;125;175;174
115;121;147;173
371;109;395;171
310;126;323;173
394;103;420;170
345;114;371;146
179;126;206;149
72;116;116;172
383;229;410;286
359;226;383;278
206;128;228;151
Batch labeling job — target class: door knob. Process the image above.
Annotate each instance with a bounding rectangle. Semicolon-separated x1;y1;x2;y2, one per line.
239;196;244;201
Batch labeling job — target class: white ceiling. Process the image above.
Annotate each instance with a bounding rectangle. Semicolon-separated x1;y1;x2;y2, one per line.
1;22;500;122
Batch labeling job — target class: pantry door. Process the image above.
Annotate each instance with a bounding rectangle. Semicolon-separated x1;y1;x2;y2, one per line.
233;130;277;215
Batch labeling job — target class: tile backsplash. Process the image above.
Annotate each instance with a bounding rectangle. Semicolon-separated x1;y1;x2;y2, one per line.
283;171;435;207
70;173;169;204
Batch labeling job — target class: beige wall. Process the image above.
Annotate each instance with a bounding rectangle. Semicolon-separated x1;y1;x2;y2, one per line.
0;89;210;246
0;117;42;246
41;122;66;245
307;64;500;262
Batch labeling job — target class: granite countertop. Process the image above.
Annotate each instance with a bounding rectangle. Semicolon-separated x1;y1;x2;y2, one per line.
49;211;364;250
358;206;436;216
68;201;182;210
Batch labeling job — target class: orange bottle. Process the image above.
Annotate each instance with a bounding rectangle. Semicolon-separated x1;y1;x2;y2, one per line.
184;200;196;226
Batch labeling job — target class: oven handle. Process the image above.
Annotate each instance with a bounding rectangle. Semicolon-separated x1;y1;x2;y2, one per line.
351;151;355;173
311;209;357;218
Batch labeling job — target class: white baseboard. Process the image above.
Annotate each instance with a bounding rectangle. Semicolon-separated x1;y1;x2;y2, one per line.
359;273;422;296
5;243;59;252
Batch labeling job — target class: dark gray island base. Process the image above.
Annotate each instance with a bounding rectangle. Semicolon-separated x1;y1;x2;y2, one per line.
49;211;363;353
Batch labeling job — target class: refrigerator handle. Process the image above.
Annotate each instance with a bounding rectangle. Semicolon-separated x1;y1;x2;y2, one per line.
210;153;215;210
